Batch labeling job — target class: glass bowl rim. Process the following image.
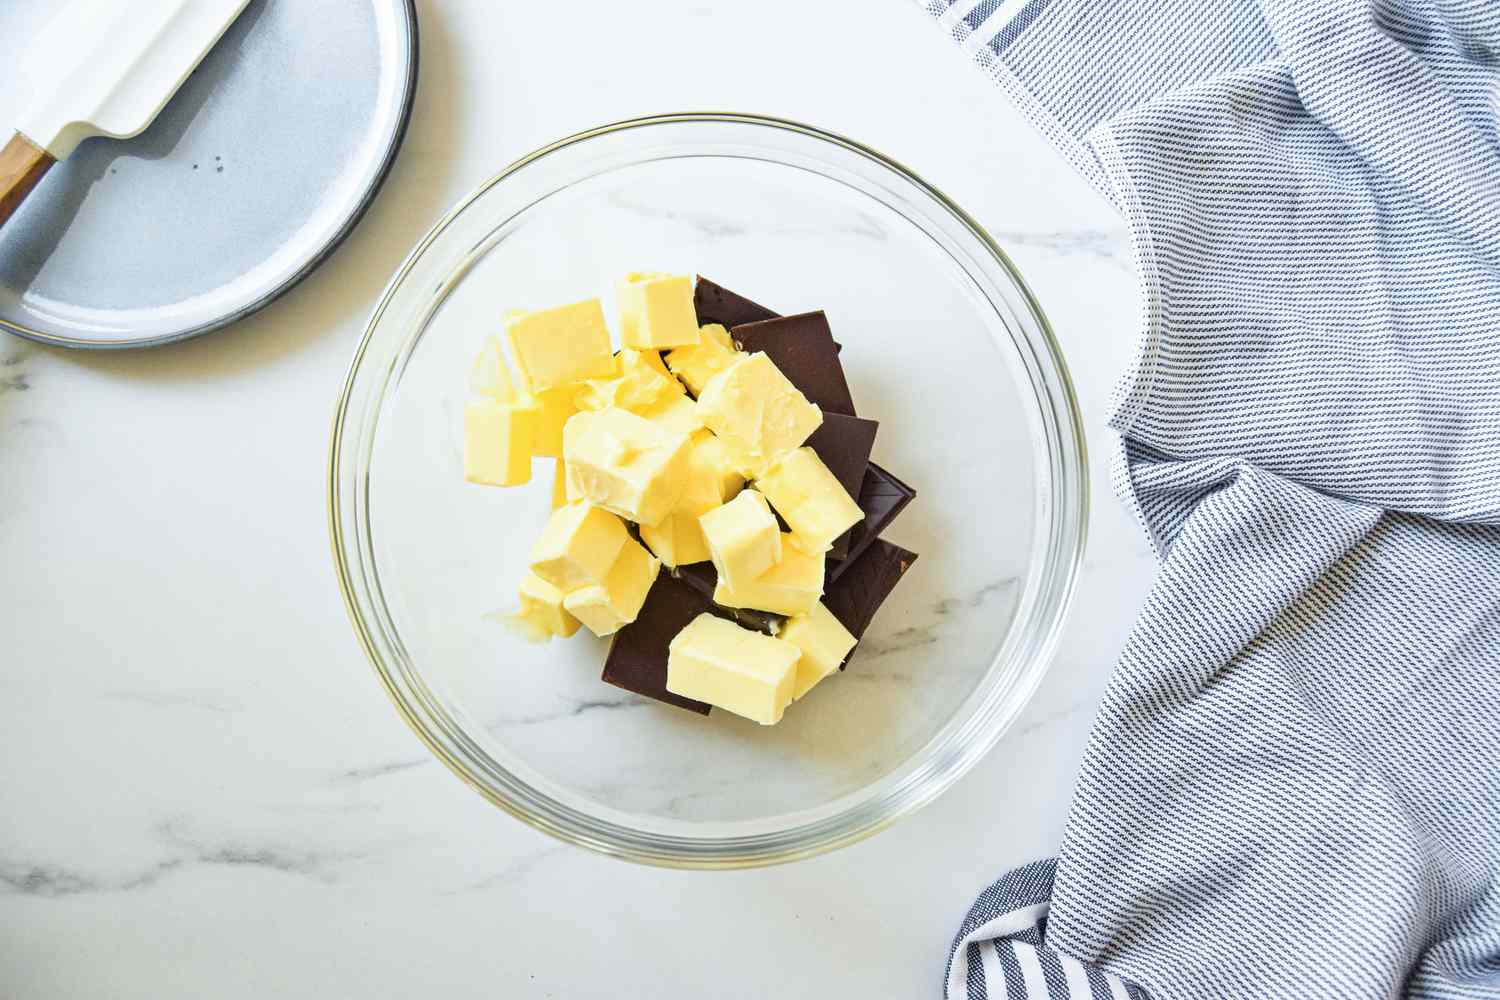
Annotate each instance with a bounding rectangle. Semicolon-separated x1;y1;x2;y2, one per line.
328;111;1090;868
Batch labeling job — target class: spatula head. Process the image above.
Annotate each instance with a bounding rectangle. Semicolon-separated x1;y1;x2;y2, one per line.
13;0;251;159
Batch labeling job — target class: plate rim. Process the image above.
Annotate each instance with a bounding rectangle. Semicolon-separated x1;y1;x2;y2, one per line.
0;0;420;351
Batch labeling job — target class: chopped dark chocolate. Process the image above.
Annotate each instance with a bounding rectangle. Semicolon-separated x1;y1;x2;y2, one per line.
828;462;917;584
730;311;856;416
806;413;879;501
602;575;713;715
693;276;779;329
674;563;786;635
804;412;880;560
824;538;918;667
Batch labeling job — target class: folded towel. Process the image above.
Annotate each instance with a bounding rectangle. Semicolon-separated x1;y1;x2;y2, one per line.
916;2;1500;997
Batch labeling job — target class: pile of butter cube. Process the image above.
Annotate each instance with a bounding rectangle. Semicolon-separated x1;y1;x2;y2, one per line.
464;273;864;724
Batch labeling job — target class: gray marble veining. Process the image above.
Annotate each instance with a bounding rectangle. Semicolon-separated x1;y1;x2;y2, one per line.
1;822;366;898
605;193;750;240
1009;698;1096;742
446;846;568;894
103;690;238;714
0;343;30;394
605;190;889;243
329;758;432;785
487;694;647;731
988;227;1130;266
860;576;1020;660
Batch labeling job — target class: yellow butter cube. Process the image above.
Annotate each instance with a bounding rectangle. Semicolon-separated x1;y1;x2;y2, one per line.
637;393;703;436
780;602;857;700
638;429;733;532
699;489;781;590
528;386;578;458
574;349;681;414
674;431;745;518
695;352;823;477
713;534;824;617
563;536;661;637
470;336;519;400
528;501;629;592
665;323;740;395
464;398;535;487
506;299;616;393
512;572;581;641
639;512;712;568
622;347;677;384
550;459;569;510
757;447;864;553
617;273;701;349
666;613;800;725
635;348;673;379
563;408;693;526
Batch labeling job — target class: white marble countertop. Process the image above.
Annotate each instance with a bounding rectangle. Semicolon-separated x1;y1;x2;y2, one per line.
0;2;1153;996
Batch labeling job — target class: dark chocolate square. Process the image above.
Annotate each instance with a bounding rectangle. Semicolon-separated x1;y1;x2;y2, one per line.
602;575;713;715
805;414;878;500
730;311;856;416
693;276;779;329
804;413;879;560
828;462;917;584
673;564;786;635
824;539;919;668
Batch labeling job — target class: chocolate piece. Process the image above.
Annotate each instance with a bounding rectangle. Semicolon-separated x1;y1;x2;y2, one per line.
824;539;918;668
694;276;778;329
692;276;843;352
828;462;917;584
804;413;879;560
806;413;879;500
602;575;713;715
674;563;786;635
730;311;856;416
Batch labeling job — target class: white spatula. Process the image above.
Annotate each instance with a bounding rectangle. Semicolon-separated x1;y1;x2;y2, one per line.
0;0;251;230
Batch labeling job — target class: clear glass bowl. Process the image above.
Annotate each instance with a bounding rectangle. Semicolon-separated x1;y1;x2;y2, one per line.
329;114;1087;868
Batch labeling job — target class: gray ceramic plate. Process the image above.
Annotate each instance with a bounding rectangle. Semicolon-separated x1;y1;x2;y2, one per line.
0;0;417;349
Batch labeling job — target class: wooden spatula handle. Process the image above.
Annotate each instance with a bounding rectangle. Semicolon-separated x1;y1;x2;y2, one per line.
0;132;56;230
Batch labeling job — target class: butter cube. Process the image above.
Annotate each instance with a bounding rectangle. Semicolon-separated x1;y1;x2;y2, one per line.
471;336;519;399
563;537;660;637
513;572;581;641
639;512;711;568
780;602;857;700
666;613;800;725
645;429;742;560
675;431;745;517
699;489;781;590
638;393;703;436
625;347;680;384
713;535;824;617
528;501;629;591
575;349;681;414
757;447;864;553
464;399;535;487
506;299;616;393
528;387;578;458
550;459;569;510
633;347;674;380
696;353;823;477
666;323;739;395
617;273;701;349
563;408;692;526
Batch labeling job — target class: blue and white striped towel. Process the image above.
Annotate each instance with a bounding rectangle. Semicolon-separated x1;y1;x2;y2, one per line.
915;2;1500;997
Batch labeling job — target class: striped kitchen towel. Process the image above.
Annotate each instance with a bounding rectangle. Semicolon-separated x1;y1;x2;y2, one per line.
915;2;1500;998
